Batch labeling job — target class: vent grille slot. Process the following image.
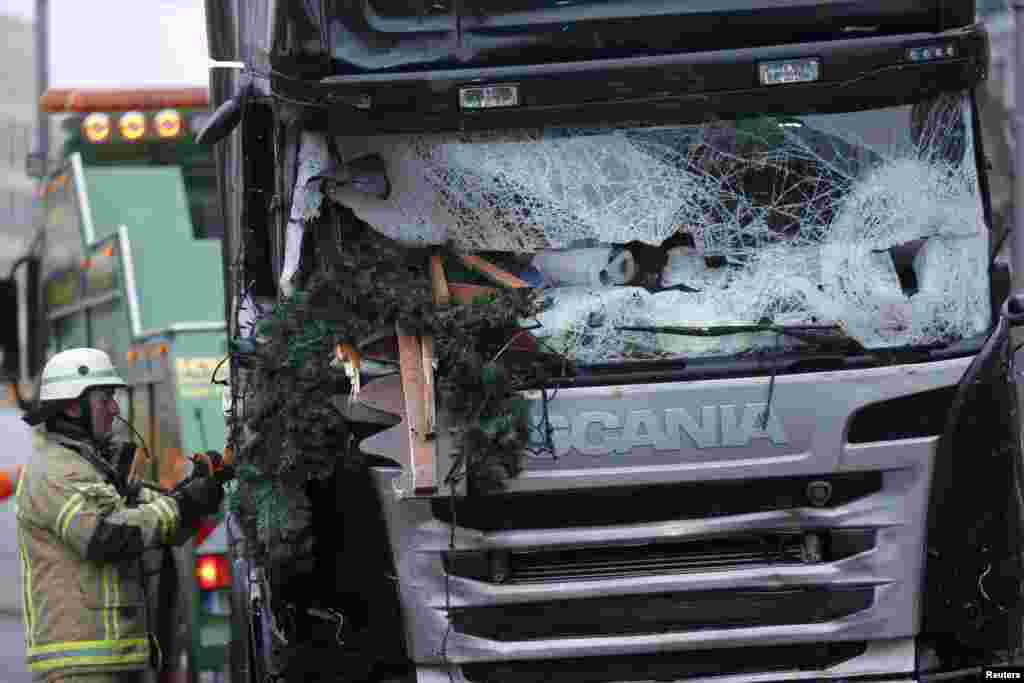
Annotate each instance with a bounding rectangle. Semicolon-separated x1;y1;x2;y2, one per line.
433;472;883;532
447;530;875;584
847;386;956;443
462;642;870;683
513;536;805;584
515;547;802;584
450;586;875;640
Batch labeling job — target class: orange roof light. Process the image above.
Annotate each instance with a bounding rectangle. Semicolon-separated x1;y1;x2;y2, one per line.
154;109;183;138
41;87;209;114
119;112;146;141
82;112;111;143
102;245;115;258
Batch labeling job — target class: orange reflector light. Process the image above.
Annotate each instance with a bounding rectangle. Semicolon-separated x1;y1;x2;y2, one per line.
102;245;114;258
119;111;146;141
154;109;182;138
82;112;111;143
196;554;231;591
126;350;138;364
0;470;14;501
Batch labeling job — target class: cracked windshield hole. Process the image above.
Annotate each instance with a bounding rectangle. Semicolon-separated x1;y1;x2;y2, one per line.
320;91;989;364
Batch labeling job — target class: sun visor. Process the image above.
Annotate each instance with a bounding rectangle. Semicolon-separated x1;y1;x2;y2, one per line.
327;0;976;76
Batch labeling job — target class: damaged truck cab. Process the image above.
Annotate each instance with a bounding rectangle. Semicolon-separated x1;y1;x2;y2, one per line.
203;1;1024;681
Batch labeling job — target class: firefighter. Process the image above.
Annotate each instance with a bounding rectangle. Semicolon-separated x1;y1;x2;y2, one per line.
15;348;225;683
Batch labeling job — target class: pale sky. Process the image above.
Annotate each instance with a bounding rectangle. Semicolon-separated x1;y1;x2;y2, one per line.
1;0;208;87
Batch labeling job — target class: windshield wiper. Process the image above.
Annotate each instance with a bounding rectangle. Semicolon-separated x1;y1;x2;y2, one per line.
614;322;865;353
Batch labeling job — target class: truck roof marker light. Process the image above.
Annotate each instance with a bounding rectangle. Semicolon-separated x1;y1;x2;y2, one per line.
82;113;111;143
459;84;520;110
907;44;956;62
758;58;820;86
154;109;182;138
119;112;146;141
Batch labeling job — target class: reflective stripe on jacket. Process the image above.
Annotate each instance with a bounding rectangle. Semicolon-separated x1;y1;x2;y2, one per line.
16;429;184;680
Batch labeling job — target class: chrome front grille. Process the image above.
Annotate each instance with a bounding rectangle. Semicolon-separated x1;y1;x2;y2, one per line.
446;530;875;585
365;357;972;670
507;536;807;584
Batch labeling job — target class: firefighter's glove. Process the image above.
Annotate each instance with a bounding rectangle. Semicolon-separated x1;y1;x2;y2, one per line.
123;480;144;507
172;475;225;530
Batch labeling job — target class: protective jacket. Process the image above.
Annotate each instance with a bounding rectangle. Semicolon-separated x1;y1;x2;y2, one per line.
16;426;187;681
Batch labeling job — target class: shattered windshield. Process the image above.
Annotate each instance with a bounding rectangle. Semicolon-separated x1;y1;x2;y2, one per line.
330;91;990;364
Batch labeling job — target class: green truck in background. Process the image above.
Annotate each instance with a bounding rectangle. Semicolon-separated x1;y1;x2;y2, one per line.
1;88;231;683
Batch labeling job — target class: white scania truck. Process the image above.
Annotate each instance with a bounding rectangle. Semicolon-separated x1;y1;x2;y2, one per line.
201;1;1024;681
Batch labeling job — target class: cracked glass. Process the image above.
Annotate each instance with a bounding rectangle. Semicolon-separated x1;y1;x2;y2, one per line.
328;91;990;363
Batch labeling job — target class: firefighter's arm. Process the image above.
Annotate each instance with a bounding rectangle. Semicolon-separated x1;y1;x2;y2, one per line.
137;486;201;547
42;474;181;563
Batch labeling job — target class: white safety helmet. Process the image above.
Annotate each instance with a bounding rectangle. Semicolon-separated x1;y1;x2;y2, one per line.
38;348;127;403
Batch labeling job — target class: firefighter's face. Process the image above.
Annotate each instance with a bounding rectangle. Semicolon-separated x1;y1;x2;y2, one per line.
84;388;120;438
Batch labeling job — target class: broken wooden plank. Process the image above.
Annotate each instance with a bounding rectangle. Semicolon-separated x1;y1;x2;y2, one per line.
396;327;437;496
421;335;437;437
457;253;529;289
334;342;363;398
448;282;500;305
422;251;446;439
430;252;451;306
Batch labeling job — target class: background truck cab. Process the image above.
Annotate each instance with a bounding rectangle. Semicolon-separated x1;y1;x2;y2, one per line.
1;88;231;683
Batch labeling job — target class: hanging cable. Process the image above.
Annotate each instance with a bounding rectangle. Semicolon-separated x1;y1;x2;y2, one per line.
761;331;781;430
114;414;153;463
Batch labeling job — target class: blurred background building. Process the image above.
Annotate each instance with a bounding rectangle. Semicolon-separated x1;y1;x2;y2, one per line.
0;11;47;280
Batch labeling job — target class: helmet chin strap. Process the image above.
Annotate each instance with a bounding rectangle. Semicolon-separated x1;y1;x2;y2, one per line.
76;394;96;441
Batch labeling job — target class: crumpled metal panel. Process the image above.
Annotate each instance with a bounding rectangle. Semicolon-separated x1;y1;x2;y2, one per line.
921;312;1024;653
